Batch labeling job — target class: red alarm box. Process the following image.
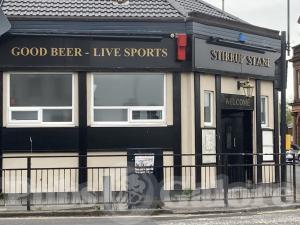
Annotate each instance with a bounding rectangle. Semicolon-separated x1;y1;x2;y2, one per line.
177;33;187;61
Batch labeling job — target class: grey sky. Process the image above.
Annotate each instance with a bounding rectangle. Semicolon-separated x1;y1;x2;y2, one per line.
206;0;300;101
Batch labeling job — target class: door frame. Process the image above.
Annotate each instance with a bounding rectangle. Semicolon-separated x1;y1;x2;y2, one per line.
220;110;253;185
218;94;255;186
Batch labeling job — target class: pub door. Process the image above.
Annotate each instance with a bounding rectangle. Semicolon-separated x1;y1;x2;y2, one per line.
221;111;253;185
127;149;163;209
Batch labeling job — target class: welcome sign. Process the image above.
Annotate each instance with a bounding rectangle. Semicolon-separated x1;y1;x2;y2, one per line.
0;35;185;70
221;94;254;110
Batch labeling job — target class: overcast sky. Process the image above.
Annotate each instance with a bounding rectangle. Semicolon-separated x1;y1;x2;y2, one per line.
206;0;300;101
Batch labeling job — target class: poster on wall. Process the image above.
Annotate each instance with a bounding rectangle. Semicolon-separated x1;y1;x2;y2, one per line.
262;130;274;161
202;129;216;164
135;154;155;174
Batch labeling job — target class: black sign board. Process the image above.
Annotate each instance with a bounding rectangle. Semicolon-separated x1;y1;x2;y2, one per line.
194;38;280;78
221;94;254;111
0;9;11;36
0;35;184;70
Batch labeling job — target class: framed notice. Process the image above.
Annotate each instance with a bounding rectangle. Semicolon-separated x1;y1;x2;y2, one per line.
262;130;274;161
202;129;216;164
134;154;155;174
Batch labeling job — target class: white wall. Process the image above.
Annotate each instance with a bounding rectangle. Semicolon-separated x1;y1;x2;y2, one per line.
181;73;196;190
2;153;78;193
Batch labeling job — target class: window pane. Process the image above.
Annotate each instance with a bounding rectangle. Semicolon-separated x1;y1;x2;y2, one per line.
43;109;72;122
10;74;72;107
204;92;212;123
261;97;266;124
132;110;162;120
11;111;38;120
93;74;164;107
226;126;232;149
94;109;128;122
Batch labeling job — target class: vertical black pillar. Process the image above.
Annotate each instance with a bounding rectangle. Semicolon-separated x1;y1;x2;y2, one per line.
280;32;287;201
215;75;222;175
0;72;3;193
194;73;202;187
78;72;87;189
173;72;182;189
273;84;280;183
256;80;263;183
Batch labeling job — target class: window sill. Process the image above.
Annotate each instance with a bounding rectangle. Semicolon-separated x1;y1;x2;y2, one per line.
204;123;214;128
5;124;77;128
89;123;168;128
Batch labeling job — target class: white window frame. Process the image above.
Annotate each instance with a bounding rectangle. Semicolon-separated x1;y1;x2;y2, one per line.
91;73;167;127
261;95;269;128
7;72;76;127
204;91;214;127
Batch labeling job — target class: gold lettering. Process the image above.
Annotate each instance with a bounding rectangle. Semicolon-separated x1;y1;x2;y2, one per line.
20;48;30;56
161;48;168;57
147;48;155;57
74;48;82;57
124;48;131;57
11;47;20;56
138;48;147;57
93;48;99;57
115;48;121;57
58;48;66;56
51;48;59;56
39;48;48;56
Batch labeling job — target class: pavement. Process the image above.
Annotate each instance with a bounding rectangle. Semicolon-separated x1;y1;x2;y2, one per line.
0;208;299;225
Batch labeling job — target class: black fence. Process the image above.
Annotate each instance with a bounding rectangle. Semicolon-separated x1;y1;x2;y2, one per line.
0;153;297;210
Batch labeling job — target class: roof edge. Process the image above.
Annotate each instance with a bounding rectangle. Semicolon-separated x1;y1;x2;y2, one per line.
6;15;186;22
188;12;281;40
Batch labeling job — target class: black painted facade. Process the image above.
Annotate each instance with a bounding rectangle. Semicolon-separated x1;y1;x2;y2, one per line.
0;3;286;189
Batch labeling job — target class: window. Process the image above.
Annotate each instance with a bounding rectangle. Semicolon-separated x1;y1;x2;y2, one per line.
298;70;300;99
8;73;75;126
204;91;214;126
92;73;166;125
261;96;268;127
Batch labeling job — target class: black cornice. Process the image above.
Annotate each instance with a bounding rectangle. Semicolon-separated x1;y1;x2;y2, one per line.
188;12;280;40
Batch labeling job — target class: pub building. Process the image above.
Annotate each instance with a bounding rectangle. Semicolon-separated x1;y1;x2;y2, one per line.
0;0;286;196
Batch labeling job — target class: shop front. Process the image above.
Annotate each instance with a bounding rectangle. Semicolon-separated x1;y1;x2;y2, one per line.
0;0;286;206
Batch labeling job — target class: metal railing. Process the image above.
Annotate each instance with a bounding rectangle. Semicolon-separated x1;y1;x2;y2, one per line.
0;153;297;210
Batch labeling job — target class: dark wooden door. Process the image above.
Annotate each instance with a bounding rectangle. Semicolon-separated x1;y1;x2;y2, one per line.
221;111;252;185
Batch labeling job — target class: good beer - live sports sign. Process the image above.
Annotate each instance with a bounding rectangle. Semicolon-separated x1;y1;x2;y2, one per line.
0;35;184;70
